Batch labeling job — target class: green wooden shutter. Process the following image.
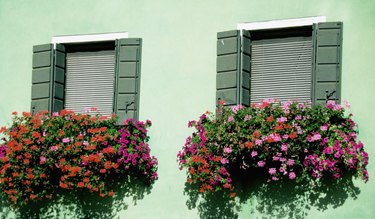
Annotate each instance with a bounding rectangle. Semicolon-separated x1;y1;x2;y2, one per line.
216;30;250;106
114;38;142;124
31;44;65;114
53;44;66;113
312;22;343;105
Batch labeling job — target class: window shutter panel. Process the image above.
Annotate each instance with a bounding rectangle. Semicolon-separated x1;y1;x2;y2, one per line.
31;44;65;114
53;44;66;113
114;38;142;124
216;30;250;107
313;22;343;105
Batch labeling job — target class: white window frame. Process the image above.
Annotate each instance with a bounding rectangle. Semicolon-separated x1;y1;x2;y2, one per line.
237;16;326;31
51;32;128;48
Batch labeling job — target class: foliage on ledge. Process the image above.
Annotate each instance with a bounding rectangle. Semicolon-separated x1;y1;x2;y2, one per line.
177;99;369;198
0;110;158;207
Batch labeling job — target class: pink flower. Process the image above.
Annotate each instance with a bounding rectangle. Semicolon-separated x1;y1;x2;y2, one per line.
286;159;295;166
62;138;70;143
270;133;281;142
244;115;251;121
251;151;258;157
277;117;287;123
227;116;234;122
295;115;302;120
255;139;262;146
281;143;288;152
269;168;276;175
320;124;328;131
257;161;266;167
231;105;243;114
289;172;296;180
224;147;232;154
343;100;351;109
39;156;46;164
50;146;59;151
220;158;229;164
52;112;59;117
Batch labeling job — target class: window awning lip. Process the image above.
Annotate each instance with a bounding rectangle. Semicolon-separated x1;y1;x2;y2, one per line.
51;32;128;48
237;16;326;31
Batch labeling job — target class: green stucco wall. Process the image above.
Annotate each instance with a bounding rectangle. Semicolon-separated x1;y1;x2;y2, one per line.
1;0;375;218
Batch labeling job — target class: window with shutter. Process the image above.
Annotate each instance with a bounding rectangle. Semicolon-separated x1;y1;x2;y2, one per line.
216;17;343;106
30;33;142;123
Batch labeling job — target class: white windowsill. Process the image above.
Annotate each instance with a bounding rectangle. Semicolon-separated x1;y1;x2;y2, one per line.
237;16;326;30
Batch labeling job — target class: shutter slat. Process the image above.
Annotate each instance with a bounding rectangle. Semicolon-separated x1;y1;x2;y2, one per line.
250;36;313;103
65;50;115;116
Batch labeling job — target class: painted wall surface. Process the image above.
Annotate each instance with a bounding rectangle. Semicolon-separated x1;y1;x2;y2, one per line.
1;0;375;218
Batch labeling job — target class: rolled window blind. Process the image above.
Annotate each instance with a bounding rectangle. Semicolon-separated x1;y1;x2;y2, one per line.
250;36;312;103
65;50;115;116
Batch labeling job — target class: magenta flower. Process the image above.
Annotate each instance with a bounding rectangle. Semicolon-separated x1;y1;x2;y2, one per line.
251;151;258;157
257;161;266;167
289;172;296;180
269;168;276;175
286;159;295;166
281;143;288;152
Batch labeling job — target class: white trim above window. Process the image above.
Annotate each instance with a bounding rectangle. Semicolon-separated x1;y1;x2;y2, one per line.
237;16;326;30
51;32;128;48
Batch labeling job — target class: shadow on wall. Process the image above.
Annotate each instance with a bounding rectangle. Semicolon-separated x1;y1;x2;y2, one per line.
0;174;154;219
184;167;361;219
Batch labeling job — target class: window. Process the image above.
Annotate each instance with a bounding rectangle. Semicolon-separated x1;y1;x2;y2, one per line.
216;17;343;106
30;33;142;123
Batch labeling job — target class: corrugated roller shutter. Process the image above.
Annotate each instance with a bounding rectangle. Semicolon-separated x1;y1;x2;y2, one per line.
250;36;312;103
65;50;115;116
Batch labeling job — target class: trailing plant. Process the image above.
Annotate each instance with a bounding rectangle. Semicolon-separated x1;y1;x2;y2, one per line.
177;99;369;198
0;110;158;207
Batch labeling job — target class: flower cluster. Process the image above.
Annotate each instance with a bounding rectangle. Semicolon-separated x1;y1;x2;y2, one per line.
0;110;158;207
177;100;369;197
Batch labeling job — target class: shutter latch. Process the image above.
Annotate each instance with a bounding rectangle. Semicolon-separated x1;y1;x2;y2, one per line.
125;100;135;114
325;90;336;103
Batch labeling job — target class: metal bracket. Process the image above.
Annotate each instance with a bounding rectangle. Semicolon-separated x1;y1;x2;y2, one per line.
325;90;336;103
125;100;134;114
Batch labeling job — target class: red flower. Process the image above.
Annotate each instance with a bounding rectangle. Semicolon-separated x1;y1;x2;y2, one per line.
100;169;106;174
252;130;261;139
108;191;114;197
59;182;68;189
77;182;84;188
266;116;274;123
245;141;254;149
289;132;297;139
